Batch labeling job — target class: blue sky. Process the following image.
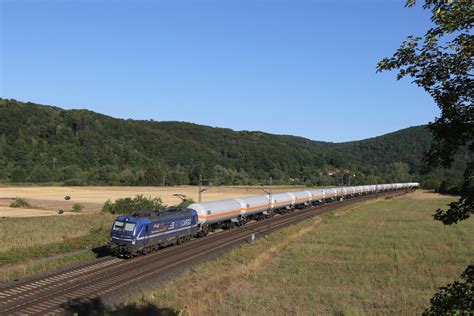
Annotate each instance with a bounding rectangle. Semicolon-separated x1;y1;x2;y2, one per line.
1;0;437;142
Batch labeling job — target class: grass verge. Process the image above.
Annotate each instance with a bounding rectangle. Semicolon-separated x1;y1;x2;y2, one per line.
0;213;115;267
0;251;96;283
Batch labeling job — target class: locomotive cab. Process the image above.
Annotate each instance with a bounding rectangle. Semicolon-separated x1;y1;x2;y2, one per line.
111;216;137;239
109;215;142;256
108;209;199;257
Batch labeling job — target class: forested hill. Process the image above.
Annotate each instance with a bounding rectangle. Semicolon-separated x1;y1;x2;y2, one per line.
0;99;463;188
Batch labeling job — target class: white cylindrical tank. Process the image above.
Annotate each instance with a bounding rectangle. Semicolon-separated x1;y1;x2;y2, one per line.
325;188;337;199
270;192;295;210
292;191;312;206
308;189;325;201
346;187;356;195
235;195;270;216
188;199;242;225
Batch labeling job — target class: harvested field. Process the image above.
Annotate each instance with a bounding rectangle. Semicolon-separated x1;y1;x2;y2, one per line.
0;185;307;217
0;205;60;217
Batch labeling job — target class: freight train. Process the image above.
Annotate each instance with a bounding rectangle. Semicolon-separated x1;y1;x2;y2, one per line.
108;182;419;257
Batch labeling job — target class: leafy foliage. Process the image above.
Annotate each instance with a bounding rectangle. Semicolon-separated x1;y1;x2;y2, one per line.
377;0;473;224
102;195;165;214
423;264;474;315
0;99;465;188
378;0;473;313
177;198;195;208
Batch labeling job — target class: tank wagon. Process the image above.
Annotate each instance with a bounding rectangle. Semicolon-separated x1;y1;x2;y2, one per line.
109;182;419;257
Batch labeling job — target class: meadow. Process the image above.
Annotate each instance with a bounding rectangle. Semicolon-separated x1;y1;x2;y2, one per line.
0;213;116;277
123;191;473;315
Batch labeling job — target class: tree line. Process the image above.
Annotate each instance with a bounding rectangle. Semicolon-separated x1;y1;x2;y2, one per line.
0;99;465;191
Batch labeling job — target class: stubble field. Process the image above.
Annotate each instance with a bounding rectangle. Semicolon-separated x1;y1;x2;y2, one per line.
0;185;304;217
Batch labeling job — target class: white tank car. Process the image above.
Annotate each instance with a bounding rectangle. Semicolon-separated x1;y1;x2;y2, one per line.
345;187;356;195
235;195;271;217
188;199;241;225
270;192;295;210
353;186;362;195
308;189;325;202
325;188;338;199
292;191;312;206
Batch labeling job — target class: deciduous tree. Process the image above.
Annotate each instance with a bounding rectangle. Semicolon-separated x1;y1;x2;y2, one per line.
377;0;473;313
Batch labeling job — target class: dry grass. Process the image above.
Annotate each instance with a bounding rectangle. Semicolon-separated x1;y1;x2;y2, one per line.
124;192;473;315
0;251;96;283
0;185;309;217
0;213;115;253
393;189;454;200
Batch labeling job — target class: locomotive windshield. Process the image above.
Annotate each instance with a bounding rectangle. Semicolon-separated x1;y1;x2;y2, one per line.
113;221;135;232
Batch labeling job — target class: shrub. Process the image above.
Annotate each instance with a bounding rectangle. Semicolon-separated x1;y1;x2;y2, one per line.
10;197;31;208
177;198;195;208
102;195;165;214
421;177;441;190
71;203;83;212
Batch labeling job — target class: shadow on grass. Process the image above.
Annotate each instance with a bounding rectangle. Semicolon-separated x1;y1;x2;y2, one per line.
92;245;110;258
62;298;178;316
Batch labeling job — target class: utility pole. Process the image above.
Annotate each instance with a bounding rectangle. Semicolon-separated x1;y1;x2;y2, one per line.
198;174;207;203
261;176;274;235
269;176;273;201
264;176;273;208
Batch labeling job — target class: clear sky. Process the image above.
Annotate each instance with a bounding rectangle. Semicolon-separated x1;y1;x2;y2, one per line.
1;0;438;142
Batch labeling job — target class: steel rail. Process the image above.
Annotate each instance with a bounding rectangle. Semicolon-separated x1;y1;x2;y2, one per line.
0;190;407;315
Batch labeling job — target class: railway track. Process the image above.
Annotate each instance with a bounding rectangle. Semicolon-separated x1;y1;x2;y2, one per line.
0;190;408;315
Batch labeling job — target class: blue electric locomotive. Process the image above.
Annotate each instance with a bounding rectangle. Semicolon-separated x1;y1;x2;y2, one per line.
108;208;199;257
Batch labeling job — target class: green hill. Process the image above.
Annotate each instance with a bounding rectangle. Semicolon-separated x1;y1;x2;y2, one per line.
0;99;463;188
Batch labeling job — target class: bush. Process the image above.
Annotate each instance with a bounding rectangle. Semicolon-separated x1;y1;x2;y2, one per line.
102;195;165;214
71;203;83;212
28;166;53;183
421;177;441;190
177;198;195;208
436;181;460;195
10;197;31;208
